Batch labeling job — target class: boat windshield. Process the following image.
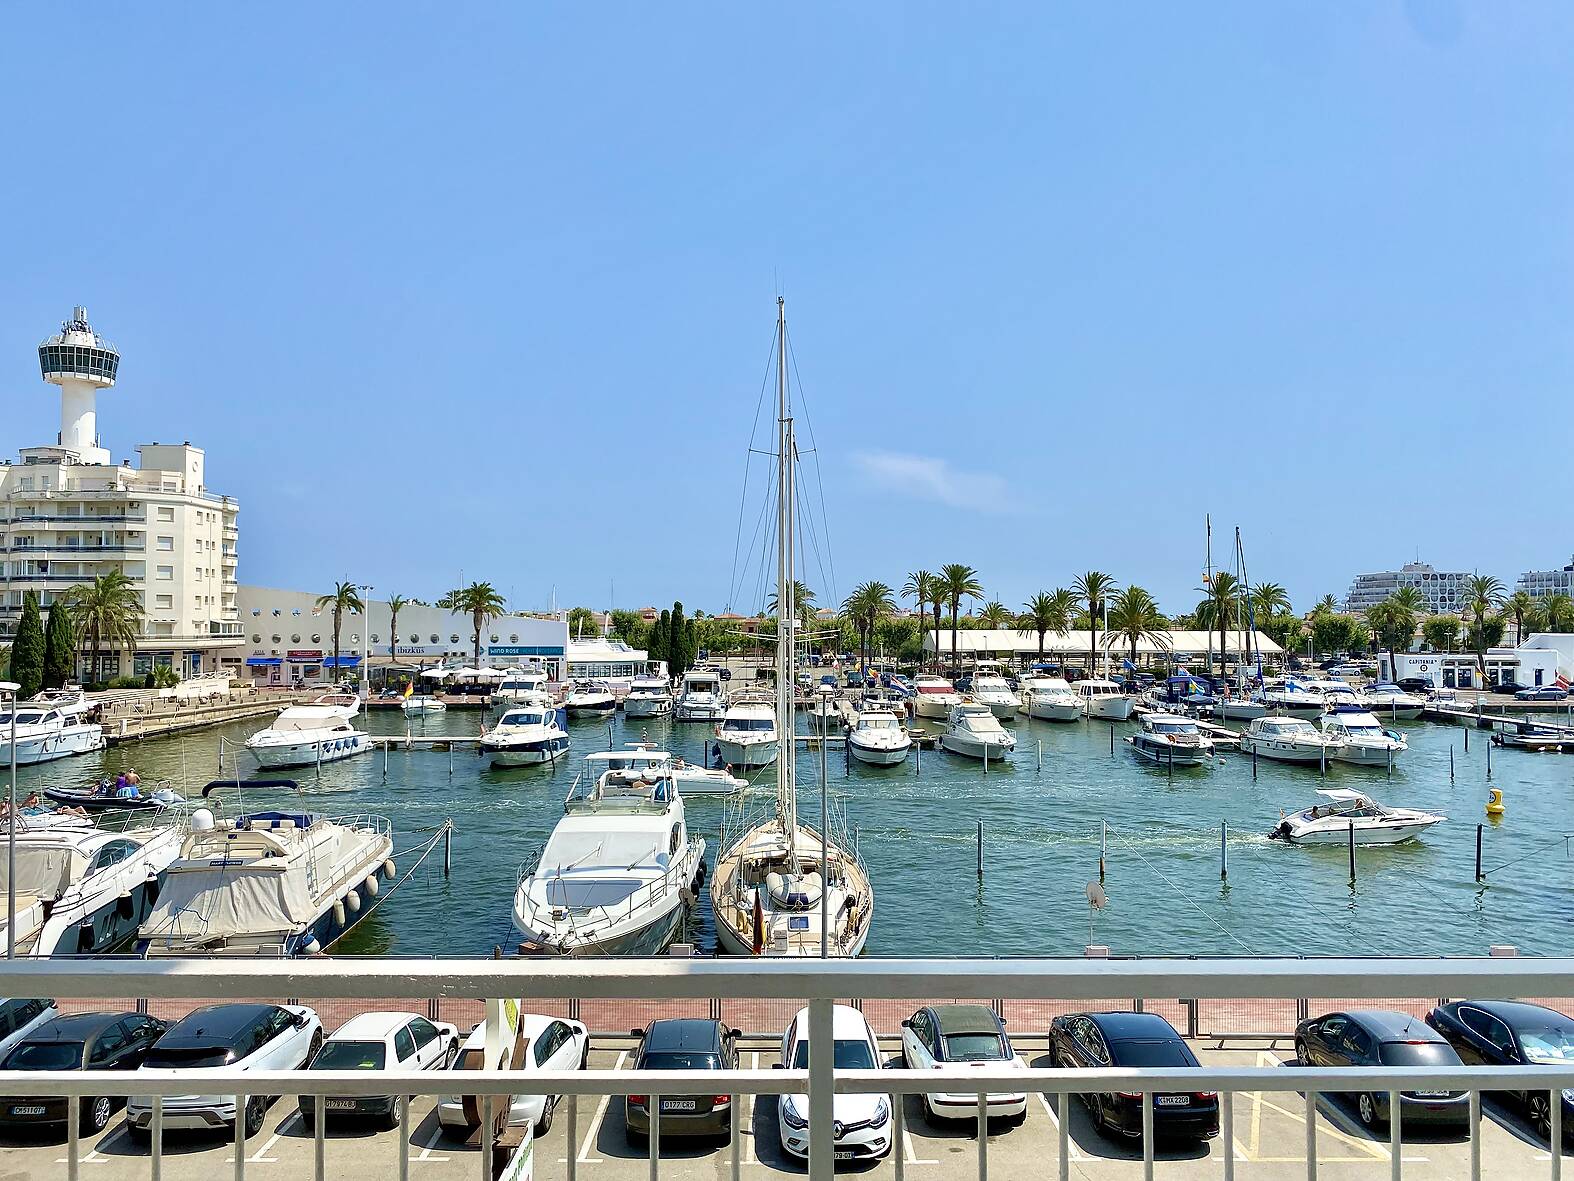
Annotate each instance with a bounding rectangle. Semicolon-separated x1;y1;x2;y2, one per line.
791;1039;877;1070
860;716;899;730
723;718;774;732
501;712;545;727
1152;721;1194;734
0;712;47;727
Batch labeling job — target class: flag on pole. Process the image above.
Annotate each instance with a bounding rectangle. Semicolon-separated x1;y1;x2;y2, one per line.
402;680;414;698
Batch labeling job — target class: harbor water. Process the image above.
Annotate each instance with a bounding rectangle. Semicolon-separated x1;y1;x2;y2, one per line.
25;704;1574;958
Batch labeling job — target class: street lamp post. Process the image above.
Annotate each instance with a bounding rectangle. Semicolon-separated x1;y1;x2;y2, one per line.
357;585;374;693
2;679;20;960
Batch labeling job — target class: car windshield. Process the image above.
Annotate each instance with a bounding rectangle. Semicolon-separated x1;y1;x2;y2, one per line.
641;1052;720;1070
1378;1042;1457;1067
3;1040;82;1070
144;1046;232;1069
1110;1039;1192;1067
943;1033;1007;1062
1518;1025;1574;1064
791;1038;877;1070
311;1040;386;1070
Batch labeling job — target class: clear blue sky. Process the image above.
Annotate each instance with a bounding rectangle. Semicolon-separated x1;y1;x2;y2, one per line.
3;3;1570;618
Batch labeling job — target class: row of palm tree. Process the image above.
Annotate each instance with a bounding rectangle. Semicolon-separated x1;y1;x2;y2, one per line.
311;581;507;681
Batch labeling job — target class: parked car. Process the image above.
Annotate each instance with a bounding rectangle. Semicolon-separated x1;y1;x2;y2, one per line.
1516;685;1569;702
625;1018;740;1143
777;1005;892;1163
437;1012;588;1136
1427;1000;1574;1141
0;1011;168;1134
899;1004;1026;1124
126;1003;323;1140
1396;677;1432;694
1049;1012;1219;1142
1294;1010;1468;1130
299;1012;458;1130
0;999;60;1064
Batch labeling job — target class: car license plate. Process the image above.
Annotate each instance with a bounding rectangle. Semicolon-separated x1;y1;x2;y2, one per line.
9;1105;45;1116
325;1099;359;1111
1413;1090;1451;1099
834;1150;855;1160
661;1099;697;1112
1156;1095;1190;1107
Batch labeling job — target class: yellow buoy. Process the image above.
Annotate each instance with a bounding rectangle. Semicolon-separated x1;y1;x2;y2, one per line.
1486;787;1505;815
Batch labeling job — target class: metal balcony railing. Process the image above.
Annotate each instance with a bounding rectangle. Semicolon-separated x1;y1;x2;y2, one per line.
1;956;1572;1181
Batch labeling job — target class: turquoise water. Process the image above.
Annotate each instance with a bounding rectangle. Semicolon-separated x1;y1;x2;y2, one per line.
25;705;1574;958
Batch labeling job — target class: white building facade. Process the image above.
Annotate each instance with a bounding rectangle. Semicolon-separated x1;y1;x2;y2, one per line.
0;308;240;681
1517;557;1574;600
1378;646;1561;690
227;585;570;685
1344;561;1472;615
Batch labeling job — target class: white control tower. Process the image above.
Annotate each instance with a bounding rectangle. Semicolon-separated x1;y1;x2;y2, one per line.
37;306;119;465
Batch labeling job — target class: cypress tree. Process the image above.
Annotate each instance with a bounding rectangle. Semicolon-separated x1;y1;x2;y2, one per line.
670;602;687;679
12;591;45;698
650;611;670;669
43;605;75;689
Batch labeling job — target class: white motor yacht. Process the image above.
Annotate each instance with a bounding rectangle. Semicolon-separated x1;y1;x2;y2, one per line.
480;703;571;766
0;703;105;766
1317;706;1408;766
565;680;617;715
402;694;447;717
494;668;550;705
1076;678;1134;722
1363;683;1426;720
1257;681;1326;719
1019;676;1081;722
911;675;962;720
846;704;912;766
0;813;184;956
1239;716;1335;764
1128;713;1216;765
939;701;1017;760
600;744;745;795
1271;789;1444;845
808;685;843;728
1215;695;1269;722
971;675;1020;720
512;762;705;955
622;674;673;719
1301;678;1364;710
138;809;395;957
674;669;726;722
714;693;779;768
245;693;369;770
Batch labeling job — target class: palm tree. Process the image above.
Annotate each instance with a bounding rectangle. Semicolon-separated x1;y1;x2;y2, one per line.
1073;572;1118;681
1313;595;1339;616
60;571;143;685
1463;574;1506;678
1108;585;1170;668
1544;593;1574;633
902;571;937;668
841;582;896;674
313;582;365;683
439;582;507;669
978;600;1012;629
385;594;410;678
1248;582;1291;622
1019;590;1073;664
1507;590;1536;643
938;564;984;675
1199;571;1241;674
1366;593;1419;682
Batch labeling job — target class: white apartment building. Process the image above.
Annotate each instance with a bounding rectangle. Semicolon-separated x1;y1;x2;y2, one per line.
1517;556;1574;600
1;309;240;681
1344;561;1471;615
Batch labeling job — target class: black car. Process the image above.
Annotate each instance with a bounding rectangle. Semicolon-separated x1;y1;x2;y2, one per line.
1049;1012;1219;1142
1396;677;1432;693
625;1019;739;1143
1295;1010;1468;1130
1428;1000;1574;1140
0;1011;169;1134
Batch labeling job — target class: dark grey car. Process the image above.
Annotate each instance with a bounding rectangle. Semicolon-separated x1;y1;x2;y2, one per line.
625;1019;739;1143
1295;1009;1469;1131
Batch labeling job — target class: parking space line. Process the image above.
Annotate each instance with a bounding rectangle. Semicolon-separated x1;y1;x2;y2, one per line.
574;1049;627;1164
413;1123;451;1163
226;1118;289;1164
1033;1092;1094;1162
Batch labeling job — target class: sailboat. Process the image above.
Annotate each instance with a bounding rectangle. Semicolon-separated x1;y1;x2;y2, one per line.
709;297;874;957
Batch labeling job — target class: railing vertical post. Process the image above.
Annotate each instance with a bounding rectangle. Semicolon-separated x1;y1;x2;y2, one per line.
315;1095;326;1181
976;1093;987;1181
730;1088;740;1181
1057;1093;1068;1181
481;1096;493;1181
894;1094;906;1181
650;1095;660;1181
808;997;835;1181
67;1095;79;1181
234;1094;247;1181
1552;1089;1562;1181
567;1095;579;1181
1469;1089;1481;1181
398;1095;410;1181
1388;1089;1400;1181
152;1096;163;1181
1142;1090;1154;1181
1222;1091;1234;1181
1305;1089;1317;1181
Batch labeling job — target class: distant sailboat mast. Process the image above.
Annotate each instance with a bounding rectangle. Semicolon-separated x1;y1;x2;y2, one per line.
774;296;798;864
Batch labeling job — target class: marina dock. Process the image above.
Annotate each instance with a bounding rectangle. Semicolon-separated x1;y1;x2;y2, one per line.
101;693;303;746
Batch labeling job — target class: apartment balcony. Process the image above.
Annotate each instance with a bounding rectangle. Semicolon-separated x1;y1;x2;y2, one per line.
4;513;147;526
6;543;143;554
0;956;1568;1181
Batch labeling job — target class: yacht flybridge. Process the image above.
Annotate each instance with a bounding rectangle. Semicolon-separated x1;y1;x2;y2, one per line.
709;297;873;958
675;669;726;722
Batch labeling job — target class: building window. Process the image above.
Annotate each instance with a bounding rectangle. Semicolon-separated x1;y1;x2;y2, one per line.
156;507;173;522
490;634;499;643
156;565;173;581
291;633;301;643
292;609;301;616
430;634;439;643
350;633;359;644
371;633;380;643
251;608;261;616
251;633;261;643
311;633;322;644
156;536;173;551
450;634;460;644
510;634;519;643
154;594;172;610
409;633;418;643
271;634;282;643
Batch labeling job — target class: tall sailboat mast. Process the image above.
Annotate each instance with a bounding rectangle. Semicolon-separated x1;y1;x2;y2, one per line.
775;296;797;857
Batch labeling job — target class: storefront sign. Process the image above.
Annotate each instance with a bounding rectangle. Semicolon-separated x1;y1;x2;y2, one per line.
287;649;323;661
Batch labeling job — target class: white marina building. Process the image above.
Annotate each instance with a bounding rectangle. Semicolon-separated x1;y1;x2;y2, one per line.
1517;556;1574;600
0;308;241;681
1343;561;1472;615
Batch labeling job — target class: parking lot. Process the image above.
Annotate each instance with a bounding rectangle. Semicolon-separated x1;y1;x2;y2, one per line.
1;1040;1567;1180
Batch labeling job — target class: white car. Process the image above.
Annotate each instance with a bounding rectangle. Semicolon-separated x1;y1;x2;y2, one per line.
127;1003;322;1140
299;1011;459;1130
438;1012;589;1136
0;999;60;1062
777;1005;892;1163
899;1004;1027;1123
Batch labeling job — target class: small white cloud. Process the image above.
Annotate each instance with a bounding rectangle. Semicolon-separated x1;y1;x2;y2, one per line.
851;450;1017;514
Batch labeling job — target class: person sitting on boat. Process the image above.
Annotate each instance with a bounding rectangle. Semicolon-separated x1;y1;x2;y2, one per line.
116;779;142;800
125;768;141;787
93;777;113;797
114;771;129;792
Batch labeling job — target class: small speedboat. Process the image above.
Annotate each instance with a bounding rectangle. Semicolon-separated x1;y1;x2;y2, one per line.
912;675;962;720
674;669;726;722
1363;683;1426;720
44;785;185;813
565;680;617;715
808;685;843;727
939;701;1016;760
1318;706;1407;766
402;694;447;717
480;704;571;766
1270;788;1444;845
1128;713;1215;765
1258;681;1326;720
1239;716;1335;764
1019;676;1081;722
847;704;913;766
593;745;745;795
1493;724;1574;752
245;693;369;770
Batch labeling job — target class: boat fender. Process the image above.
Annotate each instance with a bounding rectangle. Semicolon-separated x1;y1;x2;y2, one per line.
333;900;347;925
364;875;379;897
383;859;397;879
345;888;360;915
301;936;322;956
680;886;697;907
117;891;135;920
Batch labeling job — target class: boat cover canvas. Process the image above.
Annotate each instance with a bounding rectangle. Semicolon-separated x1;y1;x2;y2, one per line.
143;868;315;940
